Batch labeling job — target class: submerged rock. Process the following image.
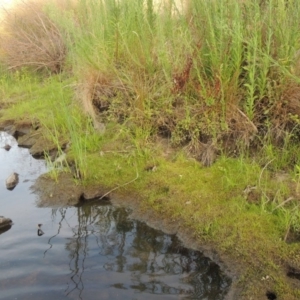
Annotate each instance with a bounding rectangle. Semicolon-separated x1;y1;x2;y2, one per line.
6;172;19;190
0;216;13;229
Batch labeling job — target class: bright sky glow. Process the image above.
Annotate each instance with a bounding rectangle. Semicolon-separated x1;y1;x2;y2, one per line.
1;0;16;11
1;0;14;7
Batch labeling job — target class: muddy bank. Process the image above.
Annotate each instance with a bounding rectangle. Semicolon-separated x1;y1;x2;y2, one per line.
32;172;110;207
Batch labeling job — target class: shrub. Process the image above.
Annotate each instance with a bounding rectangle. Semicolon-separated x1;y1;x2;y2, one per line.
0;0;66;73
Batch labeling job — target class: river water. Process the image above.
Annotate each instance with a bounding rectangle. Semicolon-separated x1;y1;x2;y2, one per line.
0;132;231;300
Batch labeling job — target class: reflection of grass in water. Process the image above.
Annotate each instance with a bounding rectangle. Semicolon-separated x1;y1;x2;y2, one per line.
49;204;230;299
44;208;67;257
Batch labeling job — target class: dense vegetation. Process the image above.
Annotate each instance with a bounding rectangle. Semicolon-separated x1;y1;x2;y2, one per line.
1;0;300;298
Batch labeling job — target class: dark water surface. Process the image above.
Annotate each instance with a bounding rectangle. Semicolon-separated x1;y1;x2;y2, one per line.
0;132;231;300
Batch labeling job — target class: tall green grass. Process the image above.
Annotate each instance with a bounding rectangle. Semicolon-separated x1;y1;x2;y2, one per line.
44;0;300;157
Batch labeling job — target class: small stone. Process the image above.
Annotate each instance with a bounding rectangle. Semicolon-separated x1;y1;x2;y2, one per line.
6;172;19;190
0;216;13;229
37;224;44;236
4;144;11;151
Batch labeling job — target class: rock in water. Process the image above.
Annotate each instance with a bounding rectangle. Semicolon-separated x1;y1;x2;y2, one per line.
0;216;13;229
6;172;19;190
37;224;44;236
4;144;11;151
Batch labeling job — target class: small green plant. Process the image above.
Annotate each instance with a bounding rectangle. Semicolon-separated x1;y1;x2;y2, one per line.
294;164;300;194
44;148;69;182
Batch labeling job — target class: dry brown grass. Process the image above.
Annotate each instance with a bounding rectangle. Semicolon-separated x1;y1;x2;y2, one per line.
0;0;66;73
77;69;129;127
270;82;300;141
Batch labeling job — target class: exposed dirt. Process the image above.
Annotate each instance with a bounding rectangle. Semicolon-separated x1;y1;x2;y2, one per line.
32;172;111;208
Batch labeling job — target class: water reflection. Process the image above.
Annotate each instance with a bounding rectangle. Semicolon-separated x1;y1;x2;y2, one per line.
43;203;231;300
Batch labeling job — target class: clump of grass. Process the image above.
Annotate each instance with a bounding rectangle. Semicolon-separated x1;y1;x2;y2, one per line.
0;0;67;73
